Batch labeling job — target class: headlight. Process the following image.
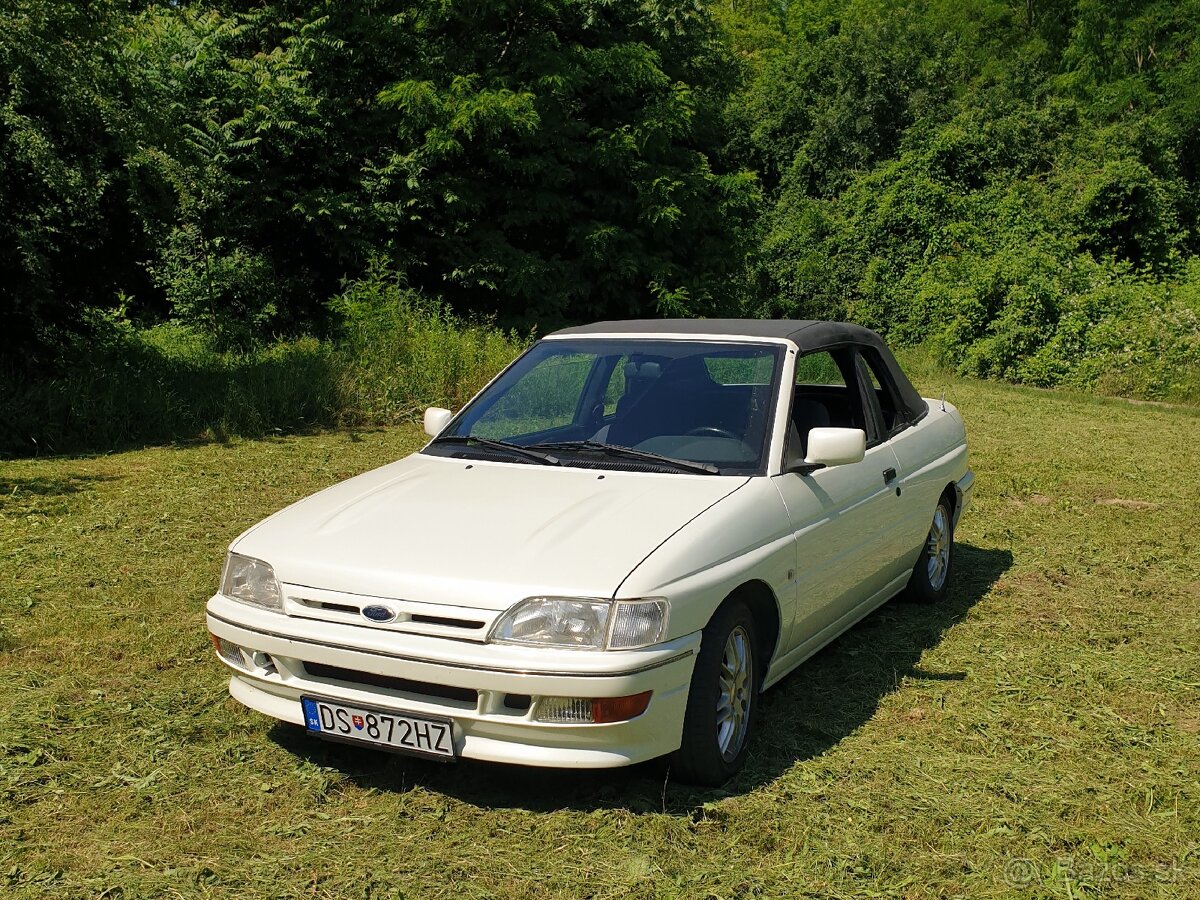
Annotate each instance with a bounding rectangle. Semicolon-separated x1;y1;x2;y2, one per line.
489;597;667;650
220;552;282;611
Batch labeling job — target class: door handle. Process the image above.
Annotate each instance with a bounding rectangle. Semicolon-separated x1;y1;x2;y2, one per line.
883;467;897;484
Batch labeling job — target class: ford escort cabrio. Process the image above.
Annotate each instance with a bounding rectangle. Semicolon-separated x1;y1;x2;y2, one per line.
206;319;973;785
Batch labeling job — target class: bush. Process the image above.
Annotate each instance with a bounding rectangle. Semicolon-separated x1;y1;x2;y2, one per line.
0;316;338;456
330;268;528;424
0;274;528;457
1024;260;1200;402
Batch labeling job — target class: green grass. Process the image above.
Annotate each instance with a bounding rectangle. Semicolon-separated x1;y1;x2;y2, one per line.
1;376;1198;898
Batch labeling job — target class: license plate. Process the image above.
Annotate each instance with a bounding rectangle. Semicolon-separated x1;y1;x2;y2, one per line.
301;696;455;760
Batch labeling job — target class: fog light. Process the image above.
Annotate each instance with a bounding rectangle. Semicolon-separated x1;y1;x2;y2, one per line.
535;691;652;724
210;634;246;668
536;697;593;723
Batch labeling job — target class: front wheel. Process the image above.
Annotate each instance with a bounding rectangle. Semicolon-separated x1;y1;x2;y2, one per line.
905;494;954;603
671;601;759;786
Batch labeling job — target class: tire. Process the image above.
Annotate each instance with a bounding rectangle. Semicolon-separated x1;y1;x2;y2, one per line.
671;600;759;786
905;493;954;603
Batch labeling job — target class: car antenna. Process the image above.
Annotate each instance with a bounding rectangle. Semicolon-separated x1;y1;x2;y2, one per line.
940;389;946;412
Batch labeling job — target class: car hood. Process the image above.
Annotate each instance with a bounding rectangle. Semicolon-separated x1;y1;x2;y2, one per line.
233;453;748;609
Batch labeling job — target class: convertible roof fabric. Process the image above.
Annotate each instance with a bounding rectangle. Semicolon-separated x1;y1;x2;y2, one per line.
548;319;928;421
551;317;873;350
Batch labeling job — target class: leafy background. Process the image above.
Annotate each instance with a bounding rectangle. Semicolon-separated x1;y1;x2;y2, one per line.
1;6;1198;895
2;0;1199;454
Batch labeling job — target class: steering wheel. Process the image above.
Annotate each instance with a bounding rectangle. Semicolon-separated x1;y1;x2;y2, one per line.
686;426;740;441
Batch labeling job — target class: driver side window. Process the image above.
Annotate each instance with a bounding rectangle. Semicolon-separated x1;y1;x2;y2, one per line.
787;349;867;461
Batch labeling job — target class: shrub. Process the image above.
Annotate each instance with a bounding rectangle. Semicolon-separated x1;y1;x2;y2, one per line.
0;315;338;456
1025;260;1200;402
0;274;528;457
330;268;528;424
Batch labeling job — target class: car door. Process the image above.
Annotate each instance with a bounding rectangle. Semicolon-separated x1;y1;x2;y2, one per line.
772;348;905;650
858;347;941;572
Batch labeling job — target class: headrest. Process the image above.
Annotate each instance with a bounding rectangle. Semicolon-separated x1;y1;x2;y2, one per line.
624;361;661;381
660;355;713;384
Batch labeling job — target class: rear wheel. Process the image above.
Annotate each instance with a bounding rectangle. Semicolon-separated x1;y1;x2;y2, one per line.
671;601;759;786
905;494;954;603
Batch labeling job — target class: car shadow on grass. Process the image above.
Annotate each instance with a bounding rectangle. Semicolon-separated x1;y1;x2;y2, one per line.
0;473;119;516
0;472;117;497
269;542;1012;815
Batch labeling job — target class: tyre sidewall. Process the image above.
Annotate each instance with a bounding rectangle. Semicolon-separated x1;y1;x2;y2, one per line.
673;601;760;786
908;496;954;603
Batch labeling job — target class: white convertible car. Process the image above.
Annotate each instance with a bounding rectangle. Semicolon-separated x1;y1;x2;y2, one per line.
207;320;973;785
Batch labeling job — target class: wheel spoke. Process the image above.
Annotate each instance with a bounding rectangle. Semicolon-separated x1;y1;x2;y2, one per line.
925;505;951;591
714;624;754;761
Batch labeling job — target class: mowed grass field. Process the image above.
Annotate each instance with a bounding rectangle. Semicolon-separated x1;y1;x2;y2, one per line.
1;377;1198;898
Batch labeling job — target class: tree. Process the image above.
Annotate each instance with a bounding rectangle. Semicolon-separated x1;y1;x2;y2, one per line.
130;0;759;340
0;0;148;367
737;0;1200;387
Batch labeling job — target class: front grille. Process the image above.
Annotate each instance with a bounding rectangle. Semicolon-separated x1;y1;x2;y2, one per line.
313;601;358;614
288;594;489;636
410;613;485;630
303;662;477;705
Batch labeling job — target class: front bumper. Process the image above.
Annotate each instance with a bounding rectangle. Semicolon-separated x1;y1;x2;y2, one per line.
206;594;699;768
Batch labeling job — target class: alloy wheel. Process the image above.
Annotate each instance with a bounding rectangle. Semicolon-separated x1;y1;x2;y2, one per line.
926;504;951;591
716;625;753;761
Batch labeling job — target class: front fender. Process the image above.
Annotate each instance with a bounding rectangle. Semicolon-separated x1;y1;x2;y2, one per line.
615;478;795;644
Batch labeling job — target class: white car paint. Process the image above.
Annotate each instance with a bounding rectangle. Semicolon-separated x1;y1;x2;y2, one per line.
206;325;973;771
230;453;748;609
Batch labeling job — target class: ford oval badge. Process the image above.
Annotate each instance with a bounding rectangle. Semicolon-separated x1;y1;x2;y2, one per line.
362;604;397;624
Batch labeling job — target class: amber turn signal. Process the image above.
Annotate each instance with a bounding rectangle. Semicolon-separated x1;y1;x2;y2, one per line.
591;691;653;724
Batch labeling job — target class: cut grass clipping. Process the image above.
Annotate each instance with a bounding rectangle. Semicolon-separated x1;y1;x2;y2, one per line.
1;376;1198;898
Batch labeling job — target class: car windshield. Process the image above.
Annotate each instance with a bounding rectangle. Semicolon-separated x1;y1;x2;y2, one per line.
424;339;785;475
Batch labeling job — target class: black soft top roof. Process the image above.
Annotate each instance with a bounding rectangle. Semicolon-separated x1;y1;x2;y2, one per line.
549;318;871;350
547;318;928;420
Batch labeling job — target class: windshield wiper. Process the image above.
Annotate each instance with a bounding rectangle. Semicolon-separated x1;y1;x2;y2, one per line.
429;435;560;466
527;440;720;475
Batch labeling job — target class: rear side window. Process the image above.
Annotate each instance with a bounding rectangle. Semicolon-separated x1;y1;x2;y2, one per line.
794;351;846;386
705;355;776;386
602;357;629;416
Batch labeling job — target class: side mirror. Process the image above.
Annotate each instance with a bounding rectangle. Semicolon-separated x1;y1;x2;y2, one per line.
790;427;866;472
423;407;453;437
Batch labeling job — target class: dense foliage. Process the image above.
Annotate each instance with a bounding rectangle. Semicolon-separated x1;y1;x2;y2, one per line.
0;1;152;361
2;0;1199;454
725;0;1200;397
3;0;755;362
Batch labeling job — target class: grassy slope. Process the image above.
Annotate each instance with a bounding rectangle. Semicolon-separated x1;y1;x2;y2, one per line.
1;378;1197;899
